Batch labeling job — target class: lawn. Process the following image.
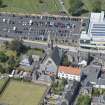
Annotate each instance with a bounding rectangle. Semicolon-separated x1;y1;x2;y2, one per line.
27;48;44;56
64;0;105;16
0;80;47;105
0;0;62;14
0;45;17;57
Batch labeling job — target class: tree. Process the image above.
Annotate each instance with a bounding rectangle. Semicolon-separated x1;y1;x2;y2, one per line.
61;54;70;66
84;0;102;12
76;95;91;105
39;0;44;4
8;39;27;55
87;52;94;65
8;56;16;68
92;0;101;12
0;64;5;74
61;78;68;86
0;0;2;7
0;52;8;62
3;41;9;48
28;55;33;65
68;0;83;15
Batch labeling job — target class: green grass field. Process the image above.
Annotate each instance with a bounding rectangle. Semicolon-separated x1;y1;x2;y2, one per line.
0;0;62;14
64;0;105;16
27;48;44;56
0;80;47;105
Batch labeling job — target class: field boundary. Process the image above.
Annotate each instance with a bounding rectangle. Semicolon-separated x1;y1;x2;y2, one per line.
0;77;10;96
0;12;88;19
38;84;52;105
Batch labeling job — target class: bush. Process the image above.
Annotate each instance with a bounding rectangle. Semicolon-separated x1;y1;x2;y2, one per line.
68;0;83;16
8;39;28;55
61;54;70;66
76;95;91;105
0;52;8;62
39;0;44;4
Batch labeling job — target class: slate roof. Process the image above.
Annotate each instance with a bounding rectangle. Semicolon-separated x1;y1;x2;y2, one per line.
97;78;105;85
63;80;80;104
50;46;61;65
43;46;62;65
84;64;101;83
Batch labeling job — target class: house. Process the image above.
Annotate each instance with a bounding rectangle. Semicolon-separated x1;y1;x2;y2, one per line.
58;66;81;81
94;69;105;89
82;64;105;89
86;64;101;85
20;58;31;66
20;55;32;67
57;80;80;105
91;95;105;105
81;80;93;97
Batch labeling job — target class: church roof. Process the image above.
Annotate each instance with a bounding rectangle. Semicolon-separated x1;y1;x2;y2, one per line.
51;46;61;65
43;46;62;65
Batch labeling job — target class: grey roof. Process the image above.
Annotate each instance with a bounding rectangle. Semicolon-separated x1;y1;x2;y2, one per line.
97;78;105;85
44;46;62;65
51;46;61;65
82;79;93;87
38;75;52;83
63;80;80;104
83;64;101;83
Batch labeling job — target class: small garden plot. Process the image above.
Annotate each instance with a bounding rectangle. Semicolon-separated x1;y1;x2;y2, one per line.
0;80;47;105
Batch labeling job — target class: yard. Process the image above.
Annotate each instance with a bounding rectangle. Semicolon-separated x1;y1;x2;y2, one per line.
0;0;62;14
0;80;47;105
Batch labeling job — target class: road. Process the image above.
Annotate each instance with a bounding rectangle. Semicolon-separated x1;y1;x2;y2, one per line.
0;37;105;54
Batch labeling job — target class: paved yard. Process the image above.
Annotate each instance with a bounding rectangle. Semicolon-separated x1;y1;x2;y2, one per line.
0;80;47;105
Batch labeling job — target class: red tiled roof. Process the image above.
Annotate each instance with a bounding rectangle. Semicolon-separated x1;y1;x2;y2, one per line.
58;66;80;76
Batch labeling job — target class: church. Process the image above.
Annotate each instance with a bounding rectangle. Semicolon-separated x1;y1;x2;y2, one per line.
41;32;63;76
